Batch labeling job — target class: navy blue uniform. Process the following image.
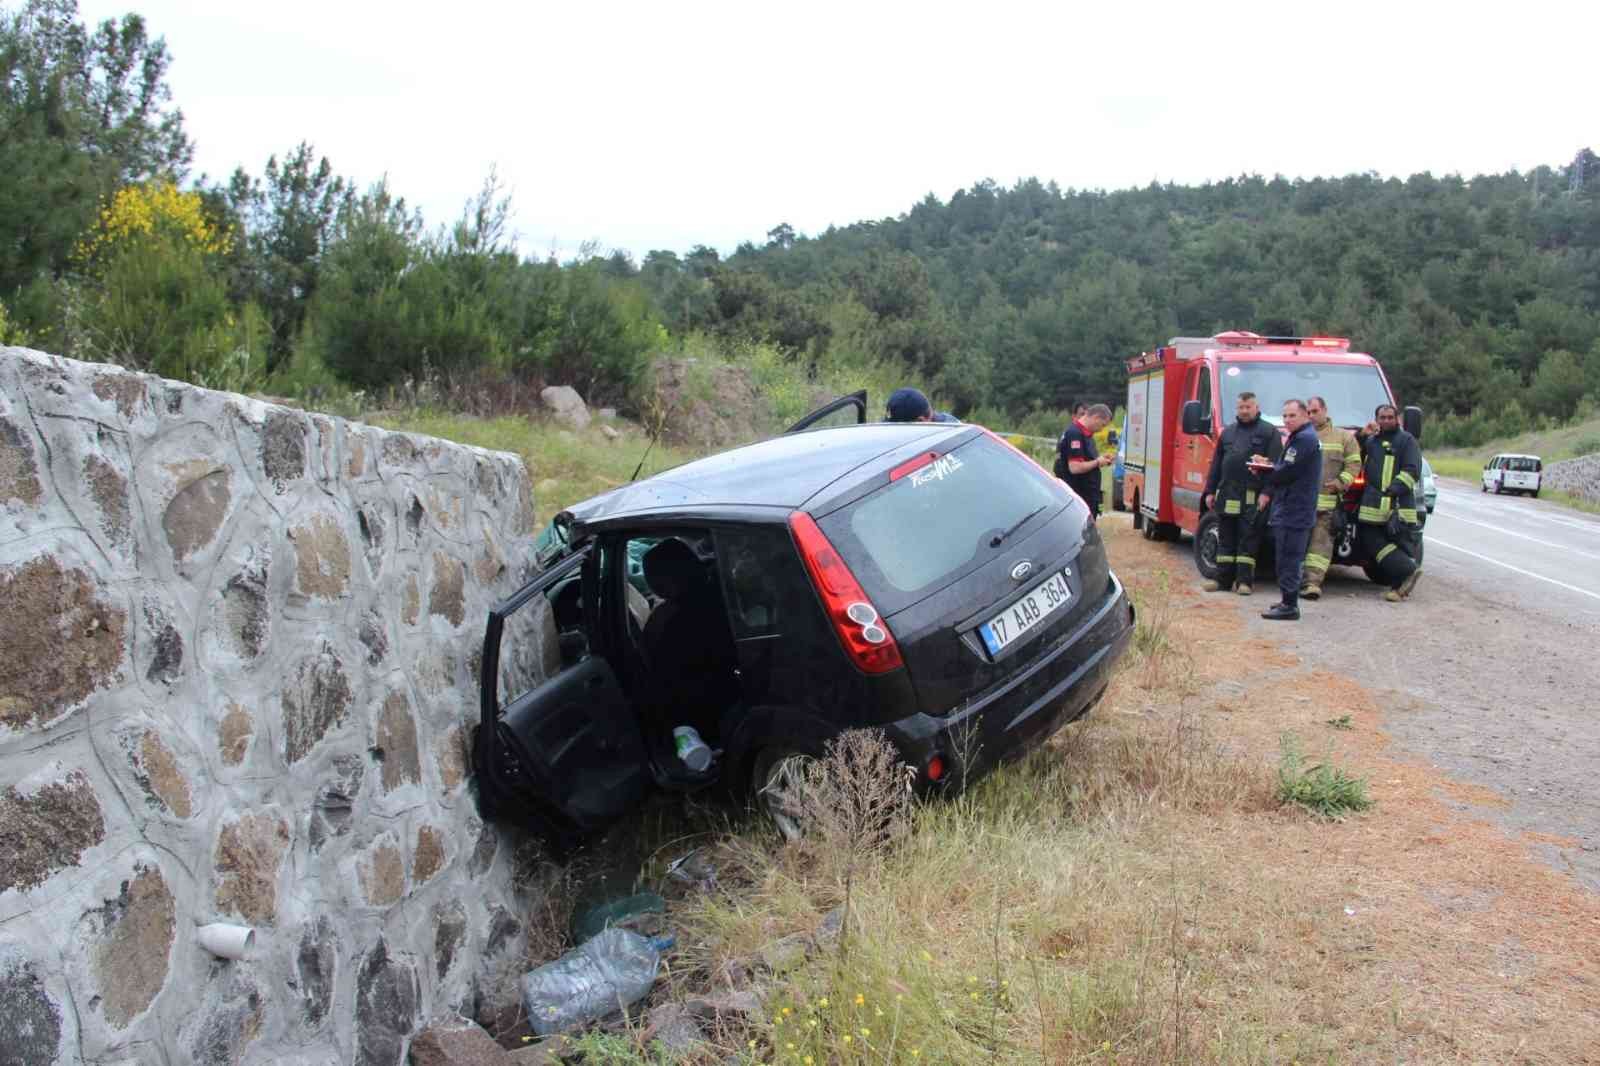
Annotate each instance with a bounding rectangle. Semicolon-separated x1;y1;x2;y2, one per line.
1265;420;1321;607
1054;419;1102;516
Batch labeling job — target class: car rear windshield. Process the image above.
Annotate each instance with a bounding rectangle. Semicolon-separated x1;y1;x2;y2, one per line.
1505;457;1541;472
1220;361;1390;428
817;436;1067;614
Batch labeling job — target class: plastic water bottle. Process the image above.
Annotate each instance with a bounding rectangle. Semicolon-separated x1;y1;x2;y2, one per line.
673;726;712;772
520;928;674;1035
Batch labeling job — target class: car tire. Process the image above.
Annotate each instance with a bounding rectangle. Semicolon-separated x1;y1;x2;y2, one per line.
751;746;819;843
1480;482;1486;493
1532;489;1540;499
1194;511;1221;580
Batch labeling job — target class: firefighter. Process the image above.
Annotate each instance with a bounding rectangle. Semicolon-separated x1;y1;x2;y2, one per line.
1201;391;1281;594
1300;395;1362;599
1258;398;1322;621
1356;404;1423;601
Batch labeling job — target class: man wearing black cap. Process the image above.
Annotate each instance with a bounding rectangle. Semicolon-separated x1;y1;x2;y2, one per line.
885;387;934;422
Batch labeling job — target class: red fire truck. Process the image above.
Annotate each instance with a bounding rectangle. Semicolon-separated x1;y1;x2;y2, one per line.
1121;331;1424;582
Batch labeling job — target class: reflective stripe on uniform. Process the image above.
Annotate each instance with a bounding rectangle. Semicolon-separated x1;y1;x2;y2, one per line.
1236;555;1255;566
1381;454;1394;491
1304;552;1331;571
1215;554;1236;564
1224;499;1241;515
1398;508;1418;524
1395;470;1416;489
1338;470;1355;486
1245;490;1257;505
1358;505;1390;523
1375;543;1396;563
1316;493;1338;511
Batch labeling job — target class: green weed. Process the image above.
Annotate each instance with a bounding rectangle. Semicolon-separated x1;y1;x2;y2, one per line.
1276;735;1372;819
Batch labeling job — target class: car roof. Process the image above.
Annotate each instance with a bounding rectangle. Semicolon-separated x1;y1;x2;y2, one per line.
564;422;970;529
1491;453;1541;460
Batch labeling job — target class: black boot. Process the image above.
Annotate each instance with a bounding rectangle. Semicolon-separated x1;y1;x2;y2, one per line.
1261;602;1300;621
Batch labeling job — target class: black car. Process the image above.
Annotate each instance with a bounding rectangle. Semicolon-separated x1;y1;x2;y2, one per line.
474;393;1136;848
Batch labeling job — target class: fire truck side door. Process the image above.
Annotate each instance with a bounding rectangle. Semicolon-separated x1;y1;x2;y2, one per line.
1174;361;1215;523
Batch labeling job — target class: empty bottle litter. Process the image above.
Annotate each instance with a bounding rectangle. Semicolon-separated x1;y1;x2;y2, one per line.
521;927;674;1036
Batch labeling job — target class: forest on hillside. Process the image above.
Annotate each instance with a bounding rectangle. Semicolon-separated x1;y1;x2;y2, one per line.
5;0;1599;445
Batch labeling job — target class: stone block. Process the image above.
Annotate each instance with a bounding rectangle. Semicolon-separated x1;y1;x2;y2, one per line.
217;556;271;660
309;754;365;851
90;370;148;419
402;574;421;626
161;460;232;562
433;900;467;981
408;1017;510;1066
0;415;43;508
359;836;406;907
213;812;289;925
291;512;352;600
282;646;352;763
376;691;422;792
0;554;126;732
413;825;446;885
219;702;253;766
182;969;264;1066
0;764;106;893
261;409;308;485
296;916;338;1030
84;453;132;550
436;724;468;793
0;944;64;1066
430;551;466;627
86;864;175;1029
356;939;419;1066
131;730;193;818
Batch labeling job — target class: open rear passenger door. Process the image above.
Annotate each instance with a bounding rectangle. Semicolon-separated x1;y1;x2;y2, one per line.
785;390;868;434
474;547;651;850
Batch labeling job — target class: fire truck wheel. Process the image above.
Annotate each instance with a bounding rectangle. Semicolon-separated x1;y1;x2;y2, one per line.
1193;512;1221;580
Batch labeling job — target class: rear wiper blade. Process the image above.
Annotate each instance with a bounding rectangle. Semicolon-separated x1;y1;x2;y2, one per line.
990;505;1047;548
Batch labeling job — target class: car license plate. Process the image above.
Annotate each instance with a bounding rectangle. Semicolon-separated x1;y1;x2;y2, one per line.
979;570;1072;657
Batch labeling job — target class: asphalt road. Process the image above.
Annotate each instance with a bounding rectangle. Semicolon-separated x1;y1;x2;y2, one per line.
1422;478;1600;624
1215;478;1600;890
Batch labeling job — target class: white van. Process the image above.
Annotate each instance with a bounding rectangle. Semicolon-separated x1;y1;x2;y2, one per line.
1481;454;1542;497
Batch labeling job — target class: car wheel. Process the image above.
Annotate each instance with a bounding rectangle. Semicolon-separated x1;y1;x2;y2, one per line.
1532;489;1540;499
1480;482;1486;493
1194;511;1221;580
752;747;816;843
1131;497;1144;531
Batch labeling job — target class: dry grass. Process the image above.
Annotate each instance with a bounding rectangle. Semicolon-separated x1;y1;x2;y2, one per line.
647;522;1600;1066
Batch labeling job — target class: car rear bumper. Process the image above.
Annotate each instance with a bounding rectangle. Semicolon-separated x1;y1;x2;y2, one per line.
884;573;1135;787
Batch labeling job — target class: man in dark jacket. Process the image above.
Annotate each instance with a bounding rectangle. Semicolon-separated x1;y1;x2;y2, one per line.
1259;398;1322;620
1202;392;1281;594
1356;404;1423;602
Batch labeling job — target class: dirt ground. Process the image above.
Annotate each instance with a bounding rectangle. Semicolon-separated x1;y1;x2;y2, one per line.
1102;519;1600;1062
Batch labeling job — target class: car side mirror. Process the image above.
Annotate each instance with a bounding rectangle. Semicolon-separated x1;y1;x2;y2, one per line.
1180;400;1205;436
1403;405;1424;441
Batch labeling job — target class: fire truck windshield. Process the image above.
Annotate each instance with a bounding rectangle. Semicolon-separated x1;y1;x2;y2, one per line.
1219;361;1391;428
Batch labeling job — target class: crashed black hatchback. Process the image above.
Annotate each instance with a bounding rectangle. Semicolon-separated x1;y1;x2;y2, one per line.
474;393;1135;848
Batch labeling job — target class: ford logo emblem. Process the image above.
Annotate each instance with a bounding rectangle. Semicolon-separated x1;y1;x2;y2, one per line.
1010;560;1033;582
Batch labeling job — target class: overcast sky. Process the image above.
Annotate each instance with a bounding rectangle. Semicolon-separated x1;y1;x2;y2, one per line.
78;0;1599;263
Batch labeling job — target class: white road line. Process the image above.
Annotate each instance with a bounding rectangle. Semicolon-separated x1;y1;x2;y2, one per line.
1426;537;1600;602
1429;513;1600;561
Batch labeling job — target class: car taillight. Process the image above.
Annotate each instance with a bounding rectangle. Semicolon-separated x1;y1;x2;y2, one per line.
1351;472;1365;491
787;511;903;675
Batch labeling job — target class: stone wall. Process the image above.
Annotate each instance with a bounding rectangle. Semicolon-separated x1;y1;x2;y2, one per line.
1542;453;1600;503
1;349;539;1065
